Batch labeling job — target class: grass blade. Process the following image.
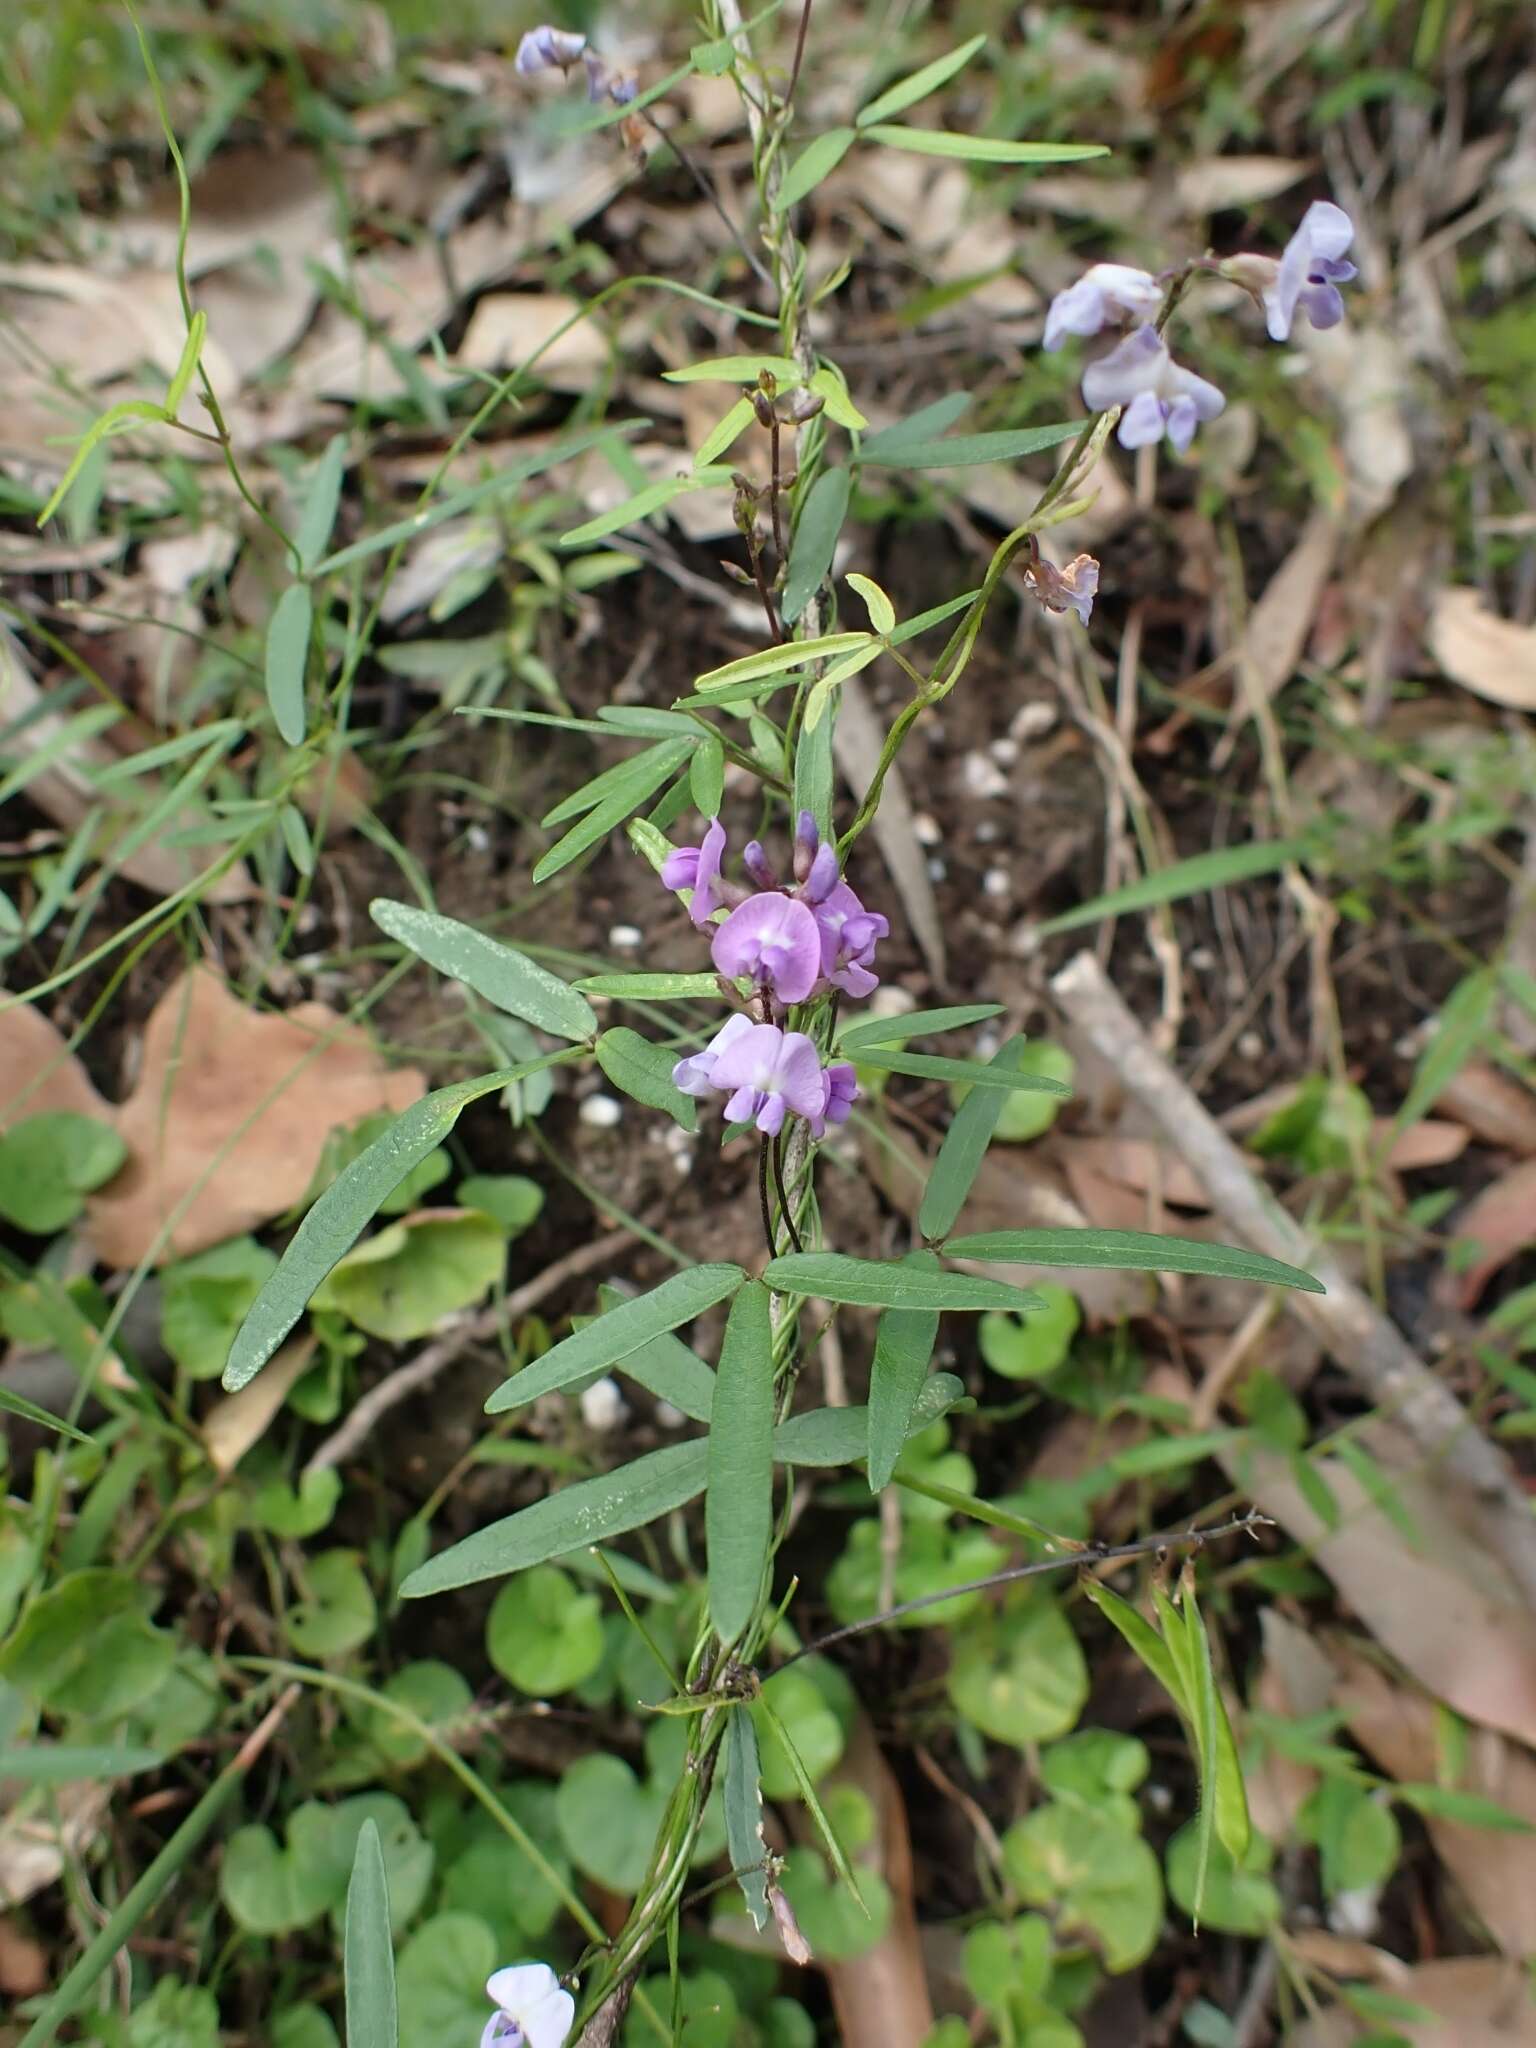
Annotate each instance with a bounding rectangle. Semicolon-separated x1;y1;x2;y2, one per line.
345;1819;398;2048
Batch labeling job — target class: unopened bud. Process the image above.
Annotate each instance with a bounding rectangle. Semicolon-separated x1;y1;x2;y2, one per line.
769;1884;813;1966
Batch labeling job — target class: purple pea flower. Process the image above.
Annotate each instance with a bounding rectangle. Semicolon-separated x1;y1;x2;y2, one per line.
673;1013;754;1097
1080;326;1225;453
515;25;588;74
1043;263;1163;352
707;1023;827;1137
742;840;779;891
661;818;727;927
1024;551;1099;628
712;893;822;1005
481;1964;573;2048
1265;200;1356;341
813;881;889;999
810;1061;858;1139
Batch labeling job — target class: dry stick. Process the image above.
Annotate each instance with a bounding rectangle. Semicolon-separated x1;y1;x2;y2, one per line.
303;1227;637;1476
1049;949;1536;1611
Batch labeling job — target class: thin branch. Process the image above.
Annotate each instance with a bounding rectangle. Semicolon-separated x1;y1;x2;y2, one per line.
771;1133;804;1254
773;1511;1272;1671
304;1227;637;1475
637;108;772;291
784;0;815;112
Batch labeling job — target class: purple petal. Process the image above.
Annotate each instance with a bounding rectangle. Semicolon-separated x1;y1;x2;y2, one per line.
802;842;839;905
1081;325;1166;413
742;841;778;891
1298;281;1345;330
1163;395;1199;454
1043;277;1108;352
1298;199;1354;264
1115;391;1167;449
776;1032;832;1120
711;894;821;1004
660;848;701;891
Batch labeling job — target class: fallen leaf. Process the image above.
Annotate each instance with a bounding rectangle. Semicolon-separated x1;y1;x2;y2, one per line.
0;1780;108;1908
455;292;611;386
1438;1158;1536;1309
1056;1135;1211;1212
201;1336;319;1476
1289;1956;1536;2047
1300;322;1415;524
1434;1059;1536;1154
1331;1639;1536;1957
1285;1928;1412;1988
1175;155;1309;215
1233;508;1341;711
0;1915;49;1996
0;1005;111;1132
1429;588;1536;712
1380;1118;1468;1169
87;969;424;1266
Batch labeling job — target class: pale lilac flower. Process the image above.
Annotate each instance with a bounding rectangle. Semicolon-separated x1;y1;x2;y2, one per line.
1265;201;1356;341
673;1012;754;1097
742;840;779;891
708;1023;826;1137
482;1963;573;2048
1043;263;1163;352
515;25;588;74
712;894;822;1005
1080;326;1225;453
792;810;820;883
1024;552;1099;628
661;818;727;927
810;1061;858;1138
813;881;889;999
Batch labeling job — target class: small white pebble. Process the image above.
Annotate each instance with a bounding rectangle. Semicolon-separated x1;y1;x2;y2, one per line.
975;819;999;844
580;1376;628;1431
927;857;947;883
982;868;1011;899
1238;1030;1264;1061
868;985;917;1021
1008;920;1044;958
989;737;1020;767
913;812;942;847
465;823;491;854
976;1028;1003;1059
654;1401;687;1430
1329;1886;1381;1939
578;1093;623;1128
961;751;1009;801
1011;701;1057;741
1145;1781;1173;1814
1187;945;1215;971
608;924;642;949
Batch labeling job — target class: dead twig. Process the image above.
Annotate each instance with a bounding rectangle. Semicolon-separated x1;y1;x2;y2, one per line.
303;1227;637;1475
1050;950;1536;1611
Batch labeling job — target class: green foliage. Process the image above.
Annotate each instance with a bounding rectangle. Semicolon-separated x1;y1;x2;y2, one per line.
979;1283;1081;1379
313;1210;504;1341
1165;1825;1280;1936
161;1237;278;1379
0;1111;125;1232
0;1568;174;1718
946;1587;1089;1744
286;1550;377;1658
1004;1787;1163;1972
487;1567;605;1695
220;1794;432;1938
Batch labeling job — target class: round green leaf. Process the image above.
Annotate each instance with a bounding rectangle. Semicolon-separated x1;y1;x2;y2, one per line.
161;1237;282;1378
978;1283;1081;1380
221;1822;334;1934
777;1846;892;1962
456;1174;544;1235
0;1111;126;1233
963;1914;1053;2011
556;1754;666;1894
1005;1802;1163;1971
0;1567;174;1718
396;1911;498;2037
120;1977;223;2047
946;1590;1089;1746
367;1659;474;1766
1165;1821;1279;1936
274;2004;341;2048
286;1549;377;1659
486;1566;604;1696
313;1210;504;1342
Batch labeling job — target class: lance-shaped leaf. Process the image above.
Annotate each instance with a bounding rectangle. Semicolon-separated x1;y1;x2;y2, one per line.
725;1709;771;1930
707;1280;775;1643
596;1028;697;1129
855;34;988;127
838;1003;1004;1051
265;583;312;747
345;1820;398;2048
866;1254;941;1491
940;1228;1324;1293
773;1373;965;1468
917;1035;1027;1243
855;1048;1071;1094
371;900;596;1042
764;1253;1040;1314
485;1266;744;1413
533;742;694;883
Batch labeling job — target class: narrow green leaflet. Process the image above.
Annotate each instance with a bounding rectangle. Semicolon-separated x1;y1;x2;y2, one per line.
370;900;596;1043
724;1709;771;1930
782;466;851;626
265;583;312;748
695;632;872;692
845;573;895;635
35;398;169;527
607;1326;716;1425
596;706;703;738
575;972;726;999
753;1689;864;1906
763;1252;1041;1314
690;731;725;816
838;1003;1004;1051
793;700;835;842
543;744;682;828
596;1027;697;1129
400;1440;711;1596
0;1386;90;1442
859;393;971;459
1183;1580;1251;1867
861;423;1082;470
1394;966;1496;1136
803;639;886;732
856;1049;1070;1094
1034;838;1307;936
558;466;735;547
862;126;1108;163
866;1255;942;1491
663;355;803;385
223;1067;550;1390
0;1744;163;1781
707;1281;775;1644
919;1035;1029;1242
774;1374;966;1467
776;127;857;211
295;434;347;573
345;1820;398;2048
855;34;988;127
693;396;757;468
1081;1579;1186;1711
162;309;208;419
485;1266;745;1414
939;1229;1324;1294
533;743;694;884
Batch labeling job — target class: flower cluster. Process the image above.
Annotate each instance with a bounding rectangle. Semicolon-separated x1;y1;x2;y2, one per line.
660;812;879;1140
516;23;637;105
1044;200;1357;454
481;1963;573;2048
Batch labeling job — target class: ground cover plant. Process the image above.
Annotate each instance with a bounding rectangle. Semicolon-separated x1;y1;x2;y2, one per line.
3;2;1536;2046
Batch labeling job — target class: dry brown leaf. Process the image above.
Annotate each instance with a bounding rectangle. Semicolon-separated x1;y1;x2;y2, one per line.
202;1336;319;1476
1434;1058;1536;1154
1175;155;1309;215
1223;1427;1536;1748
1289;1956;1536;2047
1285;1927;1412;1988
87;969;424;1266
0;1915;49;1997
1330;1639;1536;1957
1056;1135;1211;1211
1300;323;1415;523
0;1780;108;1908
1429;588;1536;712
1437;1158;1536;1309
0;1004;110;1132
1235;508;1342;711
1380;1118;1468;1169
454;293;610;386
1245;1609;1337;1837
